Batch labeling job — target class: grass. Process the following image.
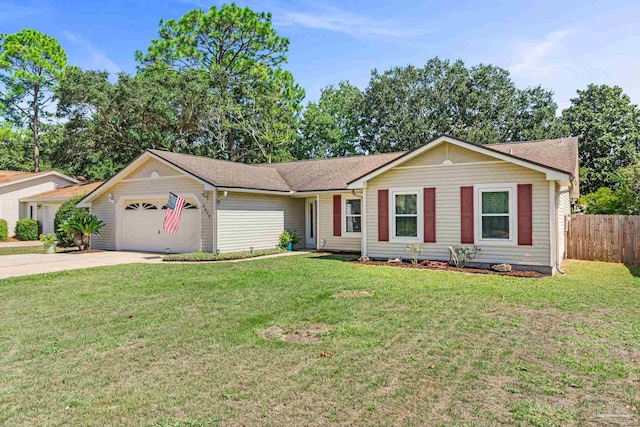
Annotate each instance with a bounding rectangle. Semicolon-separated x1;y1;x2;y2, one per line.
0;245;44;256
162;248;285;262
0;254;638;426
0;245;74;256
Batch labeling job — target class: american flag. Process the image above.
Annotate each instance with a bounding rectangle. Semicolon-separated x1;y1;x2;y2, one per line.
163;192;186;234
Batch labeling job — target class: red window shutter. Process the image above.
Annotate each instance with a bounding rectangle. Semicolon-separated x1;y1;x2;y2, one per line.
518;184;533;246
460;186;474;244
333;195;341;237
378;189;389;242
423;188;436;243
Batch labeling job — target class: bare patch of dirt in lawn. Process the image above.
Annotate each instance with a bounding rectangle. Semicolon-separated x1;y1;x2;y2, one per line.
258;324;331;344
332;290;374;298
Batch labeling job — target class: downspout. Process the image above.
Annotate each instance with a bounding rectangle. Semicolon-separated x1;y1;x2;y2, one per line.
556;186;572;274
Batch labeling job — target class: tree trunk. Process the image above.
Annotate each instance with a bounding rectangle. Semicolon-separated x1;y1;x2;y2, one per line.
81;233;91;250
73;232;84;251
32;85;40;172
227;131;235;161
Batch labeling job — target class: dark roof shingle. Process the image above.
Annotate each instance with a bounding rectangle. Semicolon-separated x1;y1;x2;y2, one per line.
488;137;578;177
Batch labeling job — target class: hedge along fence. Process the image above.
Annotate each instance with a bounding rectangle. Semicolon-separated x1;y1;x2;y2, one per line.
566;214;640;265
0;219;7;241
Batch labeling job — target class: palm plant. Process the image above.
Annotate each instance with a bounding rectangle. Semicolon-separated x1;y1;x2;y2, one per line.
58;214;105;251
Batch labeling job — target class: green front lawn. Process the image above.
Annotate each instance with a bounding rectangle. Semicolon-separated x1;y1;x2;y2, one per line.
0;246;74;256
0;255;638;426
0;245;46;256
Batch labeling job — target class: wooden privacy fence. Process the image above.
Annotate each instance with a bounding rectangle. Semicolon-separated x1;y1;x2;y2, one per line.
566;214;640;265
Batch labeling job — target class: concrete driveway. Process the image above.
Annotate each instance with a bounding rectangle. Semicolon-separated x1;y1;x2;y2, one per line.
0;251;163;280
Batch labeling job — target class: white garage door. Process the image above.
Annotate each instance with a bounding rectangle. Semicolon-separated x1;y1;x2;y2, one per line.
120;200;200;253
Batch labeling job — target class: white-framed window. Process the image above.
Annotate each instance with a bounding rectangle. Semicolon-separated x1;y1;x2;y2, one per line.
390;188;422;241
343;196;362;234
475;184;517;244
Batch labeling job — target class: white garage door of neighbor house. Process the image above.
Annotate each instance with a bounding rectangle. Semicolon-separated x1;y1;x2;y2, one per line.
121;200;200;253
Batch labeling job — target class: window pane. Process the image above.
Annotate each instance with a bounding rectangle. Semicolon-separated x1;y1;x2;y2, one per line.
482;191;509;214
345;199;361;216
482;216;510;239
395;194;417;215
346;216;361;233
396;217;417;237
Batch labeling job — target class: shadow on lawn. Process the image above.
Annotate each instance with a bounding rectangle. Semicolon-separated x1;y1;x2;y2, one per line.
625;264;640;278
311;252;359;262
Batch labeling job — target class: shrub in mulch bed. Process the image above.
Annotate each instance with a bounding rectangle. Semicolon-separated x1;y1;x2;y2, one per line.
353;259;545;278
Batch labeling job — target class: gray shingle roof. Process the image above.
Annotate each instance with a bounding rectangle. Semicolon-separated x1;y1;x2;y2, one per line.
148;149;292;192
488;137;578;177
149;136;578;193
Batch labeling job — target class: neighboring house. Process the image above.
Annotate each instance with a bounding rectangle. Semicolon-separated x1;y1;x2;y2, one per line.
0;170;79;237
78;135;579;274
20;181;104;235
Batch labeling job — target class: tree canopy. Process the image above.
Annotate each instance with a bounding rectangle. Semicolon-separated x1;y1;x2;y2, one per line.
562;84;640;193
0;29;67;171
135;4;304;163
295;81;363;159
358;59;565;153
55;67;228;180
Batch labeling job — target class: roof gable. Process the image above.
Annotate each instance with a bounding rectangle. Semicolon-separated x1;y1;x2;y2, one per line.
347;135;577;188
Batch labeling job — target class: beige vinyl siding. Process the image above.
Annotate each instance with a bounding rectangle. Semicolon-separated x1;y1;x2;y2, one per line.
127;158;181;179
217;192;304;253
318;194;361;252
557;185;571;262
91;175;207;250
0;175;74;236
401;142;493;167
366;154;551;267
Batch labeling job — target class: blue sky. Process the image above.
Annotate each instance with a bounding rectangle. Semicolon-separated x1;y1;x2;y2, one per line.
2;0;639;110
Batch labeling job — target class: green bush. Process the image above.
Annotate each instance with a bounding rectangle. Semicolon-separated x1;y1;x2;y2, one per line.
279;230;300;249
0;219;7;241
15;218;40;241
163;248;284;262
54;195;88;247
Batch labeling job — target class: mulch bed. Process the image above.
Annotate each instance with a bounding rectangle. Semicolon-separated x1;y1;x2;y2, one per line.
353;259;545;278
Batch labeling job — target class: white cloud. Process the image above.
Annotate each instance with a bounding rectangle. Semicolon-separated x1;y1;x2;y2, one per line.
276;8;428;39
509;28;576;79
63;31;120;75
502;23;640;111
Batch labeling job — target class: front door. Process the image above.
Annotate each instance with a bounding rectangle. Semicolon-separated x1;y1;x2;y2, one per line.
306;198;317;249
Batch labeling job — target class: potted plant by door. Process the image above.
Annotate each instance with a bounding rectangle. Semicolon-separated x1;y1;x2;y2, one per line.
39;233;57;254
279;230;300;251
